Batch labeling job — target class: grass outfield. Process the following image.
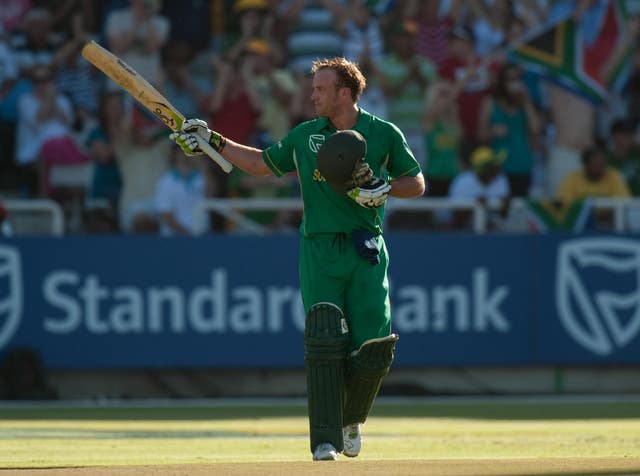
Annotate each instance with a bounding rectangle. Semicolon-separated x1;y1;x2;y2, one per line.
0;397;639;475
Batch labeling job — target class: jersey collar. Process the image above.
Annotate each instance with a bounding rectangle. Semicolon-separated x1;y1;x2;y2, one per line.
315;108;373;136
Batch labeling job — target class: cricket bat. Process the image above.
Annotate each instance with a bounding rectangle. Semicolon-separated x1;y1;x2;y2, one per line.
81;40;233;173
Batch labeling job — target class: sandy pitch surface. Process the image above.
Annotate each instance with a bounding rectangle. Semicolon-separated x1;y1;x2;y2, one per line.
3;458;640;476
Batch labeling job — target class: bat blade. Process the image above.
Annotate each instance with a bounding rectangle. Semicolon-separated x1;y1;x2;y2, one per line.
81;41;233;173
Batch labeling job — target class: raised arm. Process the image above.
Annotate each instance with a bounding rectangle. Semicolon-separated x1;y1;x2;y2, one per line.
215;139;272;176
170;119;272;177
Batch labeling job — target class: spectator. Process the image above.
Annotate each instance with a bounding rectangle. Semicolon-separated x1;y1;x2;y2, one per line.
205;55;262;227
449;145;510;199
52;12;99;133
378;19;437;169
114;102;169;233
224;0;283;67
3;8;62;181
557;145;631;229
288;71;315;125
412;0;459;67
546;82;596;198
542;2;640;198
342;0;387;119
0;0;32;33
478;63;540;197
158;40;209;120
343;0;384;65
11;7;61;74
116;101;170;232
278;0;346;76
0;28;18;91
0;25;20;191
558;146;631;206
15;63;88;198
606;119;640;196
438;24;498;159
241;38;296;143
104;0;170;87
207;56;262;148
423;79;461;197
448;145;510;229
0;28;19;101
155;144;209;236
466;0;509;57
86;91;124;210
34;0;102;41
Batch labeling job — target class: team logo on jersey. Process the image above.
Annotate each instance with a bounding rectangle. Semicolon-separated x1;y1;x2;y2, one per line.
556;237;640;356
0;245;23;351
308;134;325;153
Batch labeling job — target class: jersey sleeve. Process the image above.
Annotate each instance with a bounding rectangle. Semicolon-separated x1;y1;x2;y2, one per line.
386;123;422;179
262;129;298;177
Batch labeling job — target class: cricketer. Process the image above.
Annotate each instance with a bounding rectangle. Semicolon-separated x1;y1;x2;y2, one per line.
171;57;425;461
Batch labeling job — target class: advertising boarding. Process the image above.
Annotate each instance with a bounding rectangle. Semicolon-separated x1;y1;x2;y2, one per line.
1;234;639;368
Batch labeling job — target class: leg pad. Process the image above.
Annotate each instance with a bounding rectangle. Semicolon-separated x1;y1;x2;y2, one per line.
343;334;398;426
304;303;350;452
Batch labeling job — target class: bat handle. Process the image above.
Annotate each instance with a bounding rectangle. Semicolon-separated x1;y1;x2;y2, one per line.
195;135;234;173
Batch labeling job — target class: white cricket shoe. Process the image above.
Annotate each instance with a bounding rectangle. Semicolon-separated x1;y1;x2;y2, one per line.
342;423;362;457
312;442;339;461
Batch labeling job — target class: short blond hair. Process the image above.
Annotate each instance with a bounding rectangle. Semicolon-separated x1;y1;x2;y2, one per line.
311;57;367;102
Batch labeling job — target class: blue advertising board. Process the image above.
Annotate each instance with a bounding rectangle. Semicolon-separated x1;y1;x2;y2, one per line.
1;233;639;368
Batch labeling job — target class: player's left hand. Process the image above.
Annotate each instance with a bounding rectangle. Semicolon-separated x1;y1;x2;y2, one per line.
347;177;391;208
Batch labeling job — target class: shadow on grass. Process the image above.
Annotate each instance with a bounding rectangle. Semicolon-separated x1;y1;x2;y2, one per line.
0;400;639;421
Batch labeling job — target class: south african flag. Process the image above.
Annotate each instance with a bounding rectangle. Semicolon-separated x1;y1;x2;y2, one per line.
509;0;632;103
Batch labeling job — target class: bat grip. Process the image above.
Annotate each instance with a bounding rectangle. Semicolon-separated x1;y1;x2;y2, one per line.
195;135;234;173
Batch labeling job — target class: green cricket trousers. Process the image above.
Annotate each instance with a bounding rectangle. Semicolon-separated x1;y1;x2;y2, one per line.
298;232;391;351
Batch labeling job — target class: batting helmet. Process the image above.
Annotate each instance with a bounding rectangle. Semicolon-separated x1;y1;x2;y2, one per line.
316;129;367;194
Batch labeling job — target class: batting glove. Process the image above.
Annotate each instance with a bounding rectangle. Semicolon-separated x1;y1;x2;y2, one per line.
347;177;391;208
169;131;203;156
181;118;226;153
349;159;374;188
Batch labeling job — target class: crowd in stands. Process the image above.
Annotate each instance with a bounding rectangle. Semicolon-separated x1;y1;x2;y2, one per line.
0;0;639;235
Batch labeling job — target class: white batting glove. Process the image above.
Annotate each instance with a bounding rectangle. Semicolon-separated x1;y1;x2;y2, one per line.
169;131;203;156
347;177;391;208
181;118;227;153
181;118;211;139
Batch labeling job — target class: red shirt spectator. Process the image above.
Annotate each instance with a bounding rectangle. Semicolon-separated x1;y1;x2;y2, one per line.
207;57;261;146
438;25;499;146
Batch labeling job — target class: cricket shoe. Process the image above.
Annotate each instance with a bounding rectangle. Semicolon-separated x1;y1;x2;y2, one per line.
312;442;339;461
342;423;362;457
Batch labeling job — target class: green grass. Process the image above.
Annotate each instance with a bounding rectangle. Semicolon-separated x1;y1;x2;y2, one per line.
1;398;639;468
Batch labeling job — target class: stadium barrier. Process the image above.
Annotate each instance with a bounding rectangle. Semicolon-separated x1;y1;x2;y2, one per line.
194;197;640;234
2;199;64;236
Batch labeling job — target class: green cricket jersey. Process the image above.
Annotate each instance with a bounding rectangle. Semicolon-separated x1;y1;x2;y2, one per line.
262;108;421;236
